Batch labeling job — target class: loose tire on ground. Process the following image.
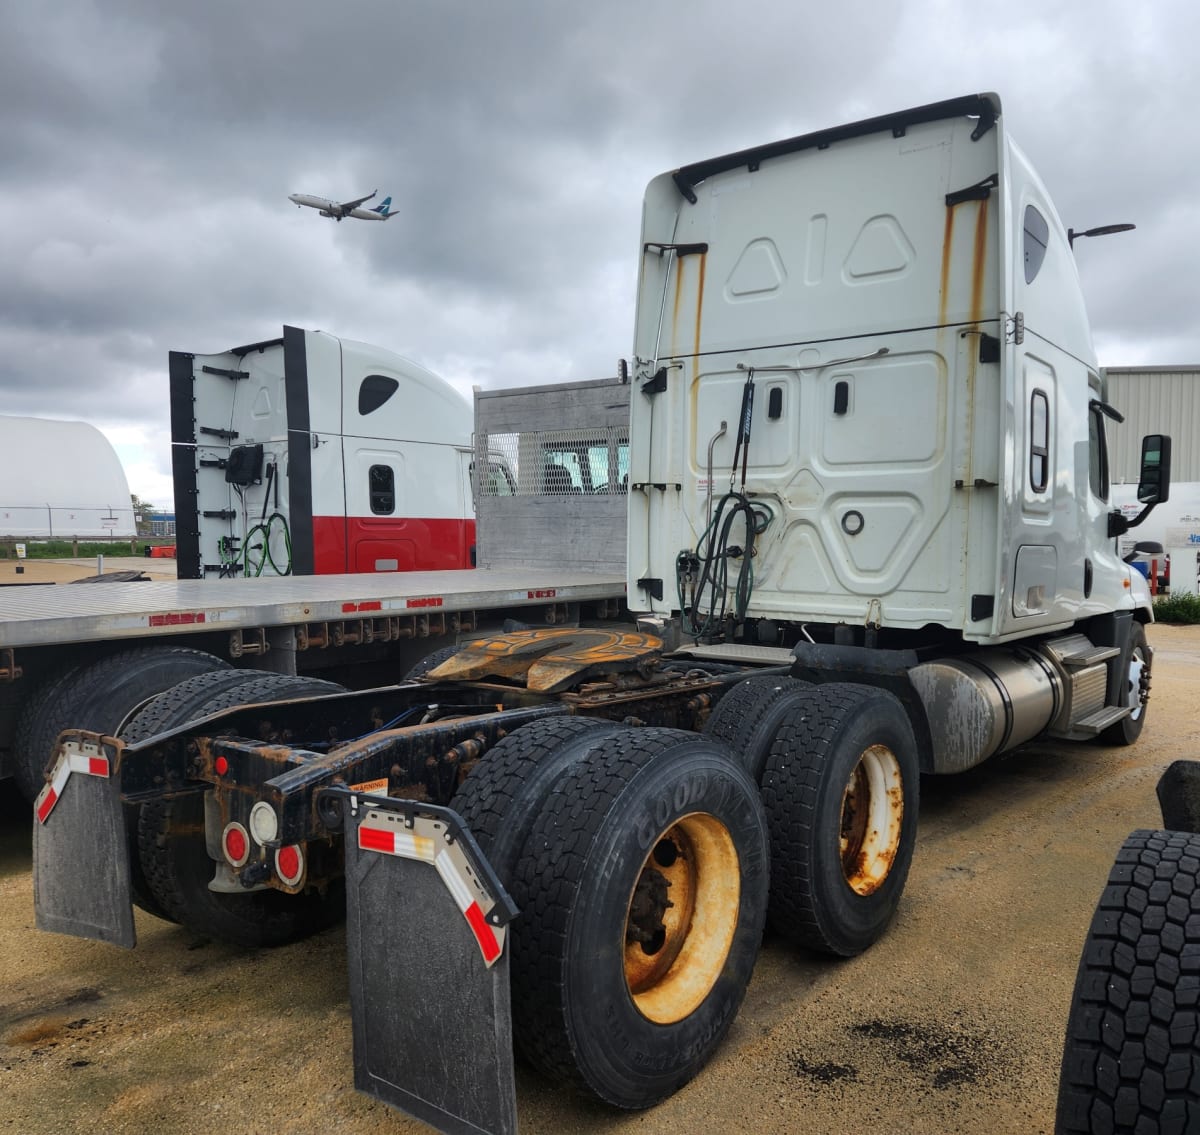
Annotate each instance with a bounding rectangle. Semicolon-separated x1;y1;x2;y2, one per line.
702;674;814;783
761;683;918;958
1100;621;1152;746
447;716;619;887
1056;830;1200;1135
509;727;769;1109
133;673;348;947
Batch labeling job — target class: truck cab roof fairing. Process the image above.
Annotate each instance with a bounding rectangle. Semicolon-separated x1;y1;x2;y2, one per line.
670;93;1002;204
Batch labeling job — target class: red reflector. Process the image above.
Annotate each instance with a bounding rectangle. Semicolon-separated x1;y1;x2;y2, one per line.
225;826;247;863
214;756;229;776
277;844;301;880
36;787;58;825
464;900;501;963
87;757;108;777
359;826;395;854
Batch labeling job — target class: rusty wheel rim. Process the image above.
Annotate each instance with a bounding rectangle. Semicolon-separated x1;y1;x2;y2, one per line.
623;812;741;1025
839;744;904;896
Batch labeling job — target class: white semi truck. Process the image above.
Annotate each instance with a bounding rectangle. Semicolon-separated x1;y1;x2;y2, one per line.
32;93;1172;1135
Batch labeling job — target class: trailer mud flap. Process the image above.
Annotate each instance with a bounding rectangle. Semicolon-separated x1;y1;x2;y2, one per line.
338;792;519;1135
32;733;135;948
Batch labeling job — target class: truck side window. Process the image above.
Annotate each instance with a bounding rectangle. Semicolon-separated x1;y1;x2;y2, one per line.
1030;390;1049;492
1023;205;1049;284
369;464;395;514
359;374;400;416
1088;404;1110;500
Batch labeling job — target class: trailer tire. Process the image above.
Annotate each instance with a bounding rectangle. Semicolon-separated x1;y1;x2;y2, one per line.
133;673;347;947
509;728;769;1108
761;683;918;958
404;645;461;680
1056;830;1200;1134
1099;621;1151;746
702;674;814;783
447;716;618;886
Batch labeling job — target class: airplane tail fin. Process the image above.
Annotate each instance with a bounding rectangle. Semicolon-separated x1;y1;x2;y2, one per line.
371;196;393;218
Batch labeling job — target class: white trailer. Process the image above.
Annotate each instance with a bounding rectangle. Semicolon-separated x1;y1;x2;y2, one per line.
32;94;1177;1135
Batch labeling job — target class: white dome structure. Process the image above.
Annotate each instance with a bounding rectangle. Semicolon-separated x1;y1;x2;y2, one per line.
0;416;136;538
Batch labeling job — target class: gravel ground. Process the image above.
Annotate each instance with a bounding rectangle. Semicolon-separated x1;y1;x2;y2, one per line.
2;624;1198;1135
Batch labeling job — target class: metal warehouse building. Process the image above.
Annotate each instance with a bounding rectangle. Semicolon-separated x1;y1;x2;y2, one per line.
1104;365;1200;484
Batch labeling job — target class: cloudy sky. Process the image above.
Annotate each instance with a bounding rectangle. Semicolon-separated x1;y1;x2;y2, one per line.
3;0;1197;507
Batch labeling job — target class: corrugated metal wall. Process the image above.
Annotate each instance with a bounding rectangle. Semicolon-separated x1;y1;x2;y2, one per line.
1103;366;1200;483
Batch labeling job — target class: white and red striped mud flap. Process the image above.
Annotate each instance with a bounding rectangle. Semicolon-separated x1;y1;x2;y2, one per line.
342;797;517;1135
357;813;506;965
33;733;135;948
35;744;111;825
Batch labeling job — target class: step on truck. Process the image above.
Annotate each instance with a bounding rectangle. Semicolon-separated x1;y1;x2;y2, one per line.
34;93;1171;1135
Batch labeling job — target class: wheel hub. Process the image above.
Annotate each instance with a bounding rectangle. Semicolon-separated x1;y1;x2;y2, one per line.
839;744;904;897
623;813;741;1025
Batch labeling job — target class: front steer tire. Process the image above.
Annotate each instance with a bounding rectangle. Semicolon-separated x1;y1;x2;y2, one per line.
1099;621;1152;747
1056;830;1200;1135
509;727;769;1109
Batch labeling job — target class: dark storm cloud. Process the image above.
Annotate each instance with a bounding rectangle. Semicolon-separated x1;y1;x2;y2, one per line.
0;0;1196;503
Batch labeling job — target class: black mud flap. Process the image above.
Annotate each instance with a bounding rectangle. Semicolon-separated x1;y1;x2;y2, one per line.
32;732;135;948
337;791;519;1135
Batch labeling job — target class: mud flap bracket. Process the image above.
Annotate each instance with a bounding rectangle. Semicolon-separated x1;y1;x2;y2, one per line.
333;789;518;1135
33;732;135;948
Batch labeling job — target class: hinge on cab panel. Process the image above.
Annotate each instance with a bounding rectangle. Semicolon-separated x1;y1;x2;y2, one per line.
945;172;999;206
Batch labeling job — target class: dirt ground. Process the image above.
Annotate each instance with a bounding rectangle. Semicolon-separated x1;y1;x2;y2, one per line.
0;556;178;585
2;624;1198;1135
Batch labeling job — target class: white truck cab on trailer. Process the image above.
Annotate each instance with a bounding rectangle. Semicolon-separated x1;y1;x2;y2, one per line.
170;326;478;579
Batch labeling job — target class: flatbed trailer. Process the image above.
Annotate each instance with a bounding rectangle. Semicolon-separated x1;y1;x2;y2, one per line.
0;568;623;652
0;376;631;797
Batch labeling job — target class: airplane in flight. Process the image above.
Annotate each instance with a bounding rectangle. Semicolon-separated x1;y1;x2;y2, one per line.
288;190;394;221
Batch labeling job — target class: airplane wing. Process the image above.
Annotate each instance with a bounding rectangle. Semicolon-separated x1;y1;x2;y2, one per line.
338;190;377;212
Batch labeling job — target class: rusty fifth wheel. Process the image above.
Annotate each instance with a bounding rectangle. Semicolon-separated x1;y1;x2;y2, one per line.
507;727;769;1108
761;683;918;957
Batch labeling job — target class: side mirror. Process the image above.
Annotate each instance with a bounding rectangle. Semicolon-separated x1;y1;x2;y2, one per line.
1137;434;1171;505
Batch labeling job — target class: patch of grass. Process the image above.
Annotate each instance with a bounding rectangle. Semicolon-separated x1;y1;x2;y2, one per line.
0;540;154;560
1153;593;1200;624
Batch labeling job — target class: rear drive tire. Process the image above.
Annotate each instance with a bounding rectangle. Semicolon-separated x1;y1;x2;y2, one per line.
761;683;918;957
447;716;619;887
509;727;769;1108
703;674;814;783
12;647;230;802
133;673;347;947
1099;622;1151;746
1057;830;1200;1134
13;648;231;919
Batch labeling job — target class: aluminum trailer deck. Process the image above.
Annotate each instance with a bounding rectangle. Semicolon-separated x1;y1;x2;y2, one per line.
0;569;625;649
